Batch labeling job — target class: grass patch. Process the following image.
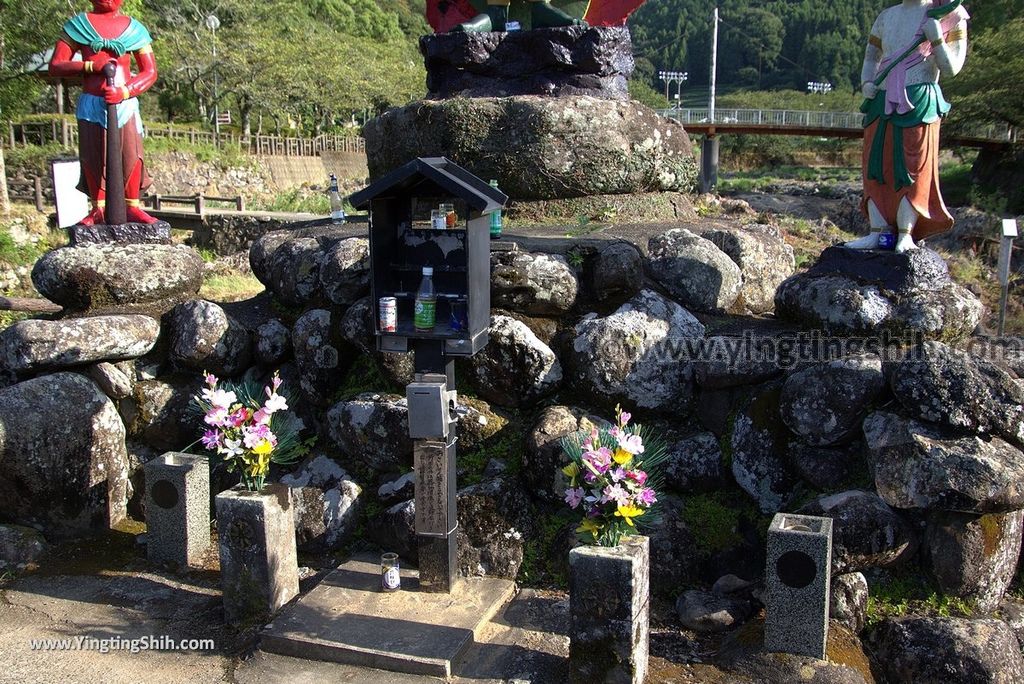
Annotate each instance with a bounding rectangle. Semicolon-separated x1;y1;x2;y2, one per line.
775;215;857;270
681;491;748;554
332;355;399;403
198;274;265;302
865;570;975;627
458;412;525;486
249;186;339;215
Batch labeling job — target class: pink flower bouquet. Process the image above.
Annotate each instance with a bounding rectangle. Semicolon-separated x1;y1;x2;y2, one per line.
560;406;667;547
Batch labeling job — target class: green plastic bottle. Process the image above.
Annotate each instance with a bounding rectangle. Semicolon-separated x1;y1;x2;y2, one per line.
414;266;436;332
489;179;502;239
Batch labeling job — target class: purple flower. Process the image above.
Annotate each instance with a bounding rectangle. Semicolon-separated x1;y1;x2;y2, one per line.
636;487;657;506
610;467;627;483
602;483;630;506
201;429;221;449
619;410;631;426
564;487;585;509
204;406;228;427
584;447;613;473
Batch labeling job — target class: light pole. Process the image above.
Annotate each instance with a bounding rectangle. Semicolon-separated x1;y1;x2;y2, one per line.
658;70;688;109
206;14;221;144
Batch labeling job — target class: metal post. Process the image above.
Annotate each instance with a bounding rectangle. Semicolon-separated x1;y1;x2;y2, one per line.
709;7;719;125
998;219;1018;336
207;15;221;147
409;340;458;594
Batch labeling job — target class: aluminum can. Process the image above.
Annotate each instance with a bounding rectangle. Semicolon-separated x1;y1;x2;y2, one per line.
379;296;397;333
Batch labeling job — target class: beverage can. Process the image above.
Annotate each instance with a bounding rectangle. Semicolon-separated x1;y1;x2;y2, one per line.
878;232;896;250
379;297;397;333
414;298;436;331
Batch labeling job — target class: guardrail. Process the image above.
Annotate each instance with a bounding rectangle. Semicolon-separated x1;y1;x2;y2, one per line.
143;192;244;216
657;108;1020;144
4;120;366;156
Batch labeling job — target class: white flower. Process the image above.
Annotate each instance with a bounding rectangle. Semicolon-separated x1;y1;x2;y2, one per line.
203;388;237;410
264;393;288;414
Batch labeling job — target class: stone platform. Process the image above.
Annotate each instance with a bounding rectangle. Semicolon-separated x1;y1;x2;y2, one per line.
68;220;171;245
260;554;516;678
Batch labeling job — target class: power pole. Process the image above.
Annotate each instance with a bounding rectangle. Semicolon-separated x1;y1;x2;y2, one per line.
701;6;720;193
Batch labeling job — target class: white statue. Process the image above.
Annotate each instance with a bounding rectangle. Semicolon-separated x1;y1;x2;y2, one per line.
845;0;969;254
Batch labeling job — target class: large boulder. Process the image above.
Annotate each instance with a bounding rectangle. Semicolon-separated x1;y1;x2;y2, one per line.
118;376;206;453
365;498;417;563
338;295;415;387
0;373;128;535
925;510;1024;612
0;315;159;374
265;237;325;307
280;454;363;553
490;251;578;316
522;405;605;502
568;289;704;411
663;431;727;493
468;315;562;408
867;617;1024;684
292;309;350;407
700;223;795;314
0;524;48;569
890;341;1024;446
326;393;412;472
774;246;982;342
692;335;784;390
830;572;869;634
675;588;753;633
590;241;644;308
797;490;917;573
166;300;251;377
254;319;291;366
364;96;695;200
863;411;1024;513
456;476;535;579
790;441;865;491
647;228;742;313
32;243;204;314
319;237;370;307
730;384;799;514
779;354;886;446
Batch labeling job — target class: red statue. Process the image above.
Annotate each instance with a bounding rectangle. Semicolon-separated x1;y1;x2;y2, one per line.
48;0;158;226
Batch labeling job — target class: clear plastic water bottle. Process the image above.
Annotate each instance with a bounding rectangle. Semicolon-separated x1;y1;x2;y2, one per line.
414;266;436;332
328;174;346;224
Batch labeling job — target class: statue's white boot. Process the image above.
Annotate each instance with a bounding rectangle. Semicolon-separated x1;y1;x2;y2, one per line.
894;198;920;253
845;230;883;250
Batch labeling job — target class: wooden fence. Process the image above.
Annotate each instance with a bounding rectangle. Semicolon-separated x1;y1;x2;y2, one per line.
4;120;365;157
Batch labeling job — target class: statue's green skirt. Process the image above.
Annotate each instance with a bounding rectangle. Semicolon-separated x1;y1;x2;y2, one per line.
860;83;954;240
861;83;951;190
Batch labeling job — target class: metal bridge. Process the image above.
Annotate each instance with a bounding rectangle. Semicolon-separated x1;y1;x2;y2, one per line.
657;108;1020;149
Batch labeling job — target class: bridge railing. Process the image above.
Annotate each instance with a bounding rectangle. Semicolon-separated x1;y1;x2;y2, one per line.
657;108;1020;143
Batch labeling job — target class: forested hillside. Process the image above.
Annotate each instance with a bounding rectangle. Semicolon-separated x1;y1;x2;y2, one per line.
0;0;1019;133
628;0;1023;128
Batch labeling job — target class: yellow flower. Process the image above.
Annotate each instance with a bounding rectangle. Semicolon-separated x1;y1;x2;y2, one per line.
613;448;633;466
576;518;603;539
614;505;645;527
562;462;580;485
252;440;274;456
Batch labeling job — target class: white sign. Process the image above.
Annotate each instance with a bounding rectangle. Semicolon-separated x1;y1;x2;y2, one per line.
999;219;1017;287
50;159;89;228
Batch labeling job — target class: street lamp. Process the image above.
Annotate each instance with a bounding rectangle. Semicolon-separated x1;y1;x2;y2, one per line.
206;14;221;144
806;81;832;96
658;70;688;109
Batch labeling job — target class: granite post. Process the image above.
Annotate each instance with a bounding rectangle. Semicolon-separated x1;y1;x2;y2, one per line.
764;513;833;659
144;452;210;567
216;483;299;625
569;535;650;684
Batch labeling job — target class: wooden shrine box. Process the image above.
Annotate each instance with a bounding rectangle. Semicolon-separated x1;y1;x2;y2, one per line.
349;157;506;357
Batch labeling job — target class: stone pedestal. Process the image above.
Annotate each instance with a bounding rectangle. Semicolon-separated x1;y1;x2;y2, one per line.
765;513;832;660
69;221;171;246
144;452;210;568
774;245;982;342
216;483;299;626
569;535;650;684
420;26;633;100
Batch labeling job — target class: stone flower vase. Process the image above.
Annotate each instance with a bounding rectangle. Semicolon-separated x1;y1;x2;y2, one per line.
215;483;299;626
568;535;650;684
